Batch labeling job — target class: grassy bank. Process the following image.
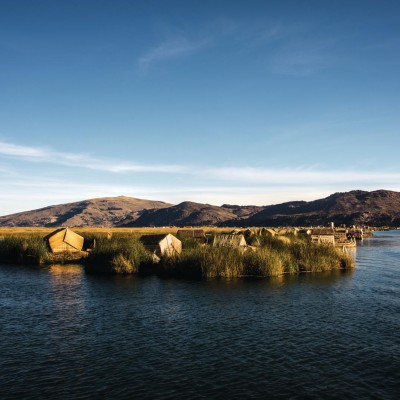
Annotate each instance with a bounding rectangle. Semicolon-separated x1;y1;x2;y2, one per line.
83;233;153;275
159;235;354;279
0;231;354;278
0;234;49;265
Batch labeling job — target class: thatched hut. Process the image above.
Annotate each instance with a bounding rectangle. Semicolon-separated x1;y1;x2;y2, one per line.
232;228;262;246
261;228;276;236
140;234;182;258
232;228;266;237
176;229;206;243
310;228;335;245
213;234;247;249
274;228;298;236
46;228;84;253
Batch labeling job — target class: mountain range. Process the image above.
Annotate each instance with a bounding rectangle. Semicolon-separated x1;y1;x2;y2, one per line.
1;190;400;228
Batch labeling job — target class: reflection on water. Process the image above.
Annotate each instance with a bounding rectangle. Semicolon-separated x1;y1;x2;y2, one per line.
48;263;88;317
238;268;355;288
48;263;84;276
0;231;399;399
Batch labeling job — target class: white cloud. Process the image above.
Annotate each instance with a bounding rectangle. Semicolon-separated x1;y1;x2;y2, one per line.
0;141;48;158
137;37;210;71
2;140;400;186
0;140;187;174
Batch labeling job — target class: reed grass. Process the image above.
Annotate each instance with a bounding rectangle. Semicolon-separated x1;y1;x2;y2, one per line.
243;248;286;277
84;233;152;275
159;246;244;279
175;236;202;250
0;234;49;264
0;229;355;278
159;234;354;279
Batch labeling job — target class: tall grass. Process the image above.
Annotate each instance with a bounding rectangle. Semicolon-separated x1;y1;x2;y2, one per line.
289;240;354;272
159;247;244;279
175;236;202;250
0;230;354;278
159;234;354;279
0;234;49;265
259;234;354;273
84;233;152;275
243;248;286;277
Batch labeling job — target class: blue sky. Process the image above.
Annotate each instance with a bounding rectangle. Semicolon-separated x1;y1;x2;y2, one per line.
1;0;400;215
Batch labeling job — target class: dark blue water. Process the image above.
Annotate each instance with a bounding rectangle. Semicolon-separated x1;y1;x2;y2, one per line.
1;231;399;399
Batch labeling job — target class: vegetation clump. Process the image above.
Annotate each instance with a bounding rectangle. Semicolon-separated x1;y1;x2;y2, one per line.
84;233;152;275
0;234;49;265
159;234;354;279
158;246;244;279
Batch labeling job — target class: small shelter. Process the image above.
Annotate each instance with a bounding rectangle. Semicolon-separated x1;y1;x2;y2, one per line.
261;228;276;236
232;228;262;246
140;234;182;258
274;228;298;236
232;228;272;237
310;228;335;245
176;229;206;243
46;228;84;253
213;234;247;249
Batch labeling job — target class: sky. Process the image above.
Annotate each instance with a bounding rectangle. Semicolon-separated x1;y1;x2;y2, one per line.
1;0;400;215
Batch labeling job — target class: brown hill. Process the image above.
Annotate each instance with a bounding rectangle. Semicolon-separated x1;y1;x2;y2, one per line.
1;190;400;228
0;196;172;227
245;190;400;227
120;201;240;227
221;204;265;219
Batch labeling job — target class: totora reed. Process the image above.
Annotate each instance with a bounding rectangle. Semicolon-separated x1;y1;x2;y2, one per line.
0;231;354;278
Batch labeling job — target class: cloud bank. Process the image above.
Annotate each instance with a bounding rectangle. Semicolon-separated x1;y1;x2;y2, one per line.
1;140;399;185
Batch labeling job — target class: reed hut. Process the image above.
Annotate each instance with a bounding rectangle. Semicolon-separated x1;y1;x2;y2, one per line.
274;228;298;236
261;228;276;236
176;229;206;243
232;228;262;246
232;228;265;237
310;228;335;245
213;234;247;249
140;234;182;258
46;228;84;253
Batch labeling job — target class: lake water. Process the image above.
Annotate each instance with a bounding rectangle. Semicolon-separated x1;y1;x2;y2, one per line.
1;231;399;399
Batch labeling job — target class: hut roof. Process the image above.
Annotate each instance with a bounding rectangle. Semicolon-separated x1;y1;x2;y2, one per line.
46;228;84;252
140;233;182;257
311;228;335;236
262;228;276;236
273;228;298;235
213;234;247;248
139;234;169;245
176;229;205;238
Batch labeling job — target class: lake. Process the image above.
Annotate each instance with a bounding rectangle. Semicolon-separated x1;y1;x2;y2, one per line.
1;231;399;399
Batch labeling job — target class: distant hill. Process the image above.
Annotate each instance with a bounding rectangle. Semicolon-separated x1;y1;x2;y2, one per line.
0;196;172;227
220;204;265;219
121;201;242;227
244;190;400;227
1;190;400;227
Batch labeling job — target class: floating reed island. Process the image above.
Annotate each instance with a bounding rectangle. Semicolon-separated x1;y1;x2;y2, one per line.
0;227;355;278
